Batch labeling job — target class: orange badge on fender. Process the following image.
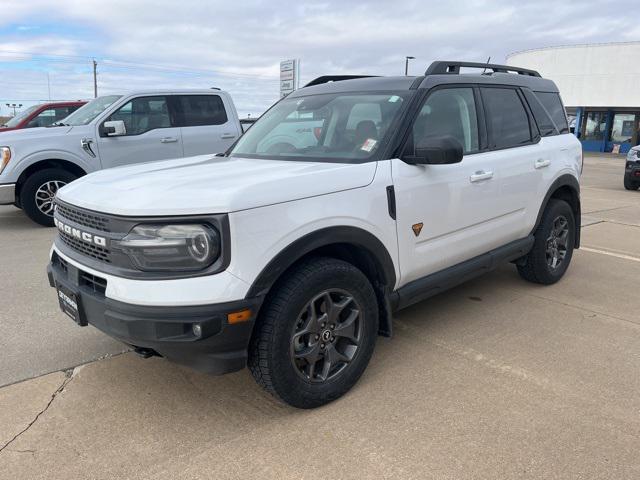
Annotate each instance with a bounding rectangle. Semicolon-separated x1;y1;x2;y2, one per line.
412;223;423;237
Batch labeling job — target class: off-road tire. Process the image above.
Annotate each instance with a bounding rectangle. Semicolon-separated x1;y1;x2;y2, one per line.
624;176;639;191
20;168;77;227
517;199;575;285
248;257;379;409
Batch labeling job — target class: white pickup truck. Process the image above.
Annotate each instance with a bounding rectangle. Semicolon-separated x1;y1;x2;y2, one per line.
0;89;242;225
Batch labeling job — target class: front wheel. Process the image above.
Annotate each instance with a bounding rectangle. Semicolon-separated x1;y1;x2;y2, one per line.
624;175;639;191
517;199;575;285
248;257;379;408
20;168;77;226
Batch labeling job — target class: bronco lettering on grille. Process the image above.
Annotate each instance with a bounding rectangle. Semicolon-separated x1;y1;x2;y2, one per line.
54;217;107;247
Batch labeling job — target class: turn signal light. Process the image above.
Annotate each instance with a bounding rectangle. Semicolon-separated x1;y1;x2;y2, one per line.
227;309;252;324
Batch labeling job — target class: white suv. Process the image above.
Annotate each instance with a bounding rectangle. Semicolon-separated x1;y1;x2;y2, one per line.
0;90;241;226
47;61;582;408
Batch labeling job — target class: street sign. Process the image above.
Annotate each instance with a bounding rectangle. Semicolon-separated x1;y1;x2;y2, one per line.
280;59;300;98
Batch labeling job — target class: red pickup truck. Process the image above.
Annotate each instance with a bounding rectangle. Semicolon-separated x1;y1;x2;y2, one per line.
1;101;87;132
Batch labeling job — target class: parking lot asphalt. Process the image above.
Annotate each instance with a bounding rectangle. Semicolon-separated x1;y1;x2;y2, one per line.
1;153;639;479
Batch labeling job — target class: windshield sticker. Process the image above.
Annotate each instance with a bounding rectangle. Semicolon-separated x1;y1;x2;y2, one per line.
361;138;377;152
388;95;401;103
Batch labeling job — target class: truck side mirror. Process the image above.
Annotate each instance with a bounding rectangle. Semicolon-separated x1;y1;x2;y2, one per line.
403;135;463;165
103;120;126;137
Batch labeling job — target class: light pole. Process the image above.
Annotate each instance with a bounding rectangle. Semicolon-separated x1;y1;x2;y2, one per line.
404;56;415;76
5;103;23;116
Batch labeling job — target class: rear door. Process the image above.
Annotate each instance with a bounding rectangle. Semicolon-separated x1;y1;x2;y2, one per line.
175;94;241;156
95;95;183;168
480;86;551;240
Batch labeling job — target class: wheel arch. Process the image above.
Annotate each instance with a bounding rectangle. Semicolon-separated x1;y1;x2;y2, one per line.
534;174;581;248
246;226;397;337
15;159;87;203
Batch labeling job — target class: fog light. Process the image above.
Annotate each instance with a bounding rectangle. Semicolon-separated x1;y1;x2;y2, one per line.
192;323;203;337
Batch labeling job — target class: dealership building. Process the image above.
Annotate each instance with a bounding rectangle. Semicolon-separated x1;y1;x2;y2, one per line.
507;42;640;154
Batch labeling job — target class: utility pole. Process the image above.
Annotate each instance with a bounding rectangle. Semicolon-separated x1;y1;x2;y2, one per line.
92;59;98;98
405;56;415;76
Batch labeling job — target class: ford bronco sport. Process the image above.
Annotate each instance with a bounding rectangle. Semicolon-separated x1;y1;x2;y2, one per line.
47;61;582;408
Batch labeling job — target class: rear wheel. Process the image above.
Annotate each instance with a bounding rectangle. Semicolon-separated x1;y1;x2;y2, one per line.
248;257;379;408
20;168;77;226
624;175;639;191
517;199;575;285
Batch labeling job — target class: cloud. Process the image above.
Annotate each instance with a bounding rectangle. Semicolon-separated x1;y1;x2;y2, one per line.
0;0;637;116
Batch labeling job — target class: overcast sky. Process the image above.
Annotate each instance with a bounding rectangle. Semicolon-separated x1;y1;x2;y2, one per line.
1;0;639;117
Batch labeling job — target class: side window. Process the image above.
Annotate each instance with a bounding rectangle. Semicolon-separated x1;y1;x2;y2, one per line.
54;107;73;122
535;92;569;134
522;89;558;137
411;87;479;154
481;87;532;149
177;95;228;126
107;96;171;135
26;108;56;128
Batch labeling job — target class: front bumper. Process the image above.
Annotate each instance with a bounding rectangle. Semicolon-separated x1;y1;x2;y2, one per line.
47;253;263;375
0;183;16;205
625;161;640;180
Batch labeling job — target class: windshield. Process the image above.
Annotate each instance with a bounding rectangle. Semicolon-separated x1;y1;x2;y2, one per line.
230;91;410;162
3;105;39;127
62;95;121;126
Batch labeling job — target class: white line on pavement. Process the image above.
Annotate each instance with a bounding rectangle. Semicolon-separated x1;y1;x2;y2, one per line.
581;246;640;263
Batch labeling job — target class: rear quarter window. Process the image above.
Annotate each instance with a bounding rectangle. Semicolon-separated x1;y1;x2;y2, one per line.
535;92;569;134
522;89;558;137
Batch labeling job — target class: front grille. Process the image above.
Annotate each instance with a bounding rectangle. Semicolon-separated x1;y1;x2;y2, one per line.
59;229;111;263
56;203;110;232
80;271;107;295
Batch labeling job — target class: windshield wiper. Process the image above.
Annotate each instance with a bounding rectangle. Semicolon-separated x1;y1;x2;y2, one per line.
49;122;69;127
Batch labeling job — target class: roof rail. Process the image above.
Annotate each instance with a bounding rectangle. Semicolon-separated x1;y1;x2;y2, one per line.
425;61;541;77
304;75;379;87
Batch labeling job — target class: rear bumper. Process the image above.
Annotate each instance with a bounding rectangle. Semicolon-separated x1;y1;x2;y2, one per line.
47;253;263;375
0;183;16;205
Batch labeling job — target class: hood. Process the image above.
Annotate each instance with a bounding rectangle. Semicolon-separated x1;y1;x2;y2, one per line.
57;154;378;215
0;125;77;143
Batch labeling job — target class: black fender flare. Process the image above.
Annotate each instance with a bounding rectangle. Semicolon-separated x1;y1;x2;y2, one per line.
533;174;581;248
246;226;397;299
245;226;397;337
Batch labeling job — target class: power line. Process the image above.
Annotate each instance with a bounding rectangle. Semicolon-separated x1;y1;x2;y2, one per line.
0;49;279;80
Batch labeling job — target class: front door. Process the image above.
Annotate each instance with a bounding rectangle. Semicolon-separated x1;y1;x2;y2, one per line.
95;95;183;169
392;86;503;286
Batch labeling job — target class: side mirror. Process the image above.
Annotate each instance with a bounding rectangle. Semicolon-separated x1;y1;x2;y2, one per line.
403;135;463;165
103;120;126;137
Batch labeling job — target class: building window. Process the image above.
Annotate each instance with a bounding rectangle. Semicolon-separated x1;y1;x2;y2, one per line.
610;113;638;144
582;112;607;141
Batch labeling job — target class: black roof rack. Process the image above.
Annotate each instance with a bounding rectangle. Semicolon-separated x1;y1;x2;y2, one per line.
304;75;379;87
425;61;541;77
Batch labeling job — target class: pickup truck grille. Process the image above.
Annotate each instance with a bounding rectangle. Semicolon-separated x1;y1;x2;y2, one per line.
58;228;112;263
56;203;111;232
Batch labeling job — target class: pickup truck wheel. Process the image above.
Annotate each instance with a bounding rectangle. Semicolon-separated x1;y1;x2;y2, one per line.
20;168;77;227
517;199;575;285
248;257;379;408
624;176;639;191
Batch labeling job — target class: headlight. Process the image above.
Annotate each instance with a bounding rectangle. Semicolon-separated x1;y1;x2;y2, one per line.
114;224;220;272
628;148;640;162
0;147;11;174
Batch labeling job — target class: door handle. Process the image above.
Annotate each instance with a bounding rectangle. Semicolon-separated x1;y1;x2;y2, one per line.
160;137;178;143
534;158;551;169
469;170;494;183
220;133;236;139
